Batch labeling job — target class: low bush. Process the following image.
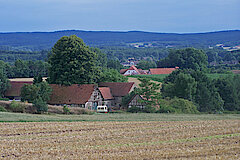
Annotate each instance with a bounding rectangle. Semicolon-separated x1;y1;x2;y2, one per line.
33;98;48;113
127;106;142;113
142;106;156;113
156;105;176;113
63;105;70;114
169;98;199;114
0;98;9;101
0;105;7;112
9;100;26;113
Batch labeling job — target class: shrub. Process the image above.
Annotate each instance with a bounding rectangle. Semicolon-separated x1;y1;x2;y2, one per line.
33;98;48;113
169;98;198;113
127;106;142;113
0;106;7;112
156;105;176;113
63;105;70;114
9;100;25;113
142;106;156;113
0;98;9;101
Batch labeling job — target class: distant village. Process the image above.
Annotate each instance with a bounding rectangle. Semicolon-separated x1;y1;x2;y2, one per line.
4;65;178;111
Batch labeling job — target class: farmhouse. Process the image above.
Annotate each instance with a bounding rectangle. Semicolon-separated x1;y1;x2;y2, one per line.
128;94;145;109
120;65;147;75
232;70;240;74
99;82;136;109
4;81;33;100
4;80;138;110
48;84;103;110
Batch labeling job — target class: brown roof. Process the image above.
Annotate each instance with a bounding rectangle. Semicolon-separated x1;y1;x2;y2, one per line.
99;82;135;97
149;68;176;74
232;70;240;74
99;87;114;100
48;84;96;105
5;81;33;97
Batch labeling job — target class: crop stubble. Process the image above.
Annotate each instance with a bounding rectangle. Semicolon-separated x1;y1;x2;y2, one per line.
0;120;239;159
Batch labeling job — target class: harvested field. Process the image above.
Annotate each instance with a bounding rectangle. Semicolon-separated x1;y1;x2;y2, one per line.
0;120;239;159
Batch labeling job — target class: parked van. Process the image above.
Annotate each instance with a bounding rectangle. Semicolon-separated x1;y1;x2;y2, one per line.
97;105;108;113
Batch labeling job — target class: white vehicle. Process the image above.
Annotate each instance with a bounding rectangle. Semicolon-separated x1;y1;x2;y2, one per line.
97;105;108;113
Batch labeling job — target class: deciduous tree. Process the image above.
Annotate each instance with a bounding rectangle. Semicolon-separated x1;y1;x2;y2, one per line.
48;35;99;85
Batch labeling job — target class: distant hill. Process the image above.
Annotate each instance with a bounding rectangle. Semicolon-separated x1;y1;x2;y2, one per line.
0;30;240;51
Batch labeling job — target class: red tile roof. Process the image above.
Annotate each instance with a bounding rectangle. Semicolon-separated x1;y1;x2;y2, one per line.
149;68;176;74
99;87;114;100
48;84;96;105
120;69;127;74
120;65;141;75
5;81;33;97
99;82;135;97
128;65;141;74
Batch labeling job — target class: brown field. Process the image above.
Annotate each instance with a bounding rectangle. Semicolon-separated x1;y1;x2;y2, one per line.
128;77;161;88
1;120;239;159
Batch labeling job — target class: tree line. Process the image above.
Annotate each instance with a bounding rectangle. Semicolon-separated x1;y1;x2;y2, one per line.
123;48;240;113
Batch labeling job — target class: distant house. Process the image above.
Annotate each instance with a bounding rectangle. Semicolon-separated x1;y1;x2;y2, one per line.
149;67;178;75
128;95;145;109
120;65;141;75
120;65;147;75
4;81;33;100
48;84;103;110
232;70;240;74
99;82;136;109
99;87;114;109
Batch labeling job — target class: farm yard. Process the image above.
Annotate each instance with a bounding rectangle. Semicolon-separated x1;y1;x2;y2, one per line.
0;113;240;159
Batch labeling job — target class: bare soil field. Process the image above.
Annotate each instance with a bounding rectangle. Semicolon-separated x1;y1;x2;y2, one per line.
0;120;239;159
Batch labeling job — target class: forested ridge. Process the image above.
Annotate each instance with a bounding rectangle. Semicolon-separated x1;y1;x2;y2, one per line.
0;30;239;51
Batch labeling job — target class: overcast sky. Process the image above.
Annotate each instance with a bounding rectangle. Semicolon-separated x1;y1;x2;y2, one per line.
0;0;239;33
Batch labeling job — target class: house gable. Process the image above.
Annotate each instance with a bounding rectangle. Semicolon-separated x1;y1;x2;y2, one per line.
99;87;114;100
121;65;141;75
128;95;145;109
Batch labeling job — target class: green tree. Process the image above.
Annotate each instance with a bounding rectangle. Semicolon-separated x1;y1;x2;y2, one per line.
33;74;43;84
215;75;240;111
92;48;107;69
158;48;208;71
99;68;128;83
162;72;197;101
191;70;224;112
162;69;224;113
107;59;123;71
137;78;161;107
137;60;157;70
20;84;39;103
20;82;52;103
33;97;48;113
35;82;52;102
13;59;30;77
48;35;99;85
0;61;10;97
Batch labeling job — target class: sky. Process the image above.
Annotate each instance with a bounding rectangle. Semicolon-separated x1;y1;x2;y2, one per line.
0;0;239;33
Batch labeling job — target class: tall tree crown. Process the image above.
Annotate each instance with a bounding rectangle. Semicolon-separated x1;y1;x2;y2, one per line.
48;35;98;85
